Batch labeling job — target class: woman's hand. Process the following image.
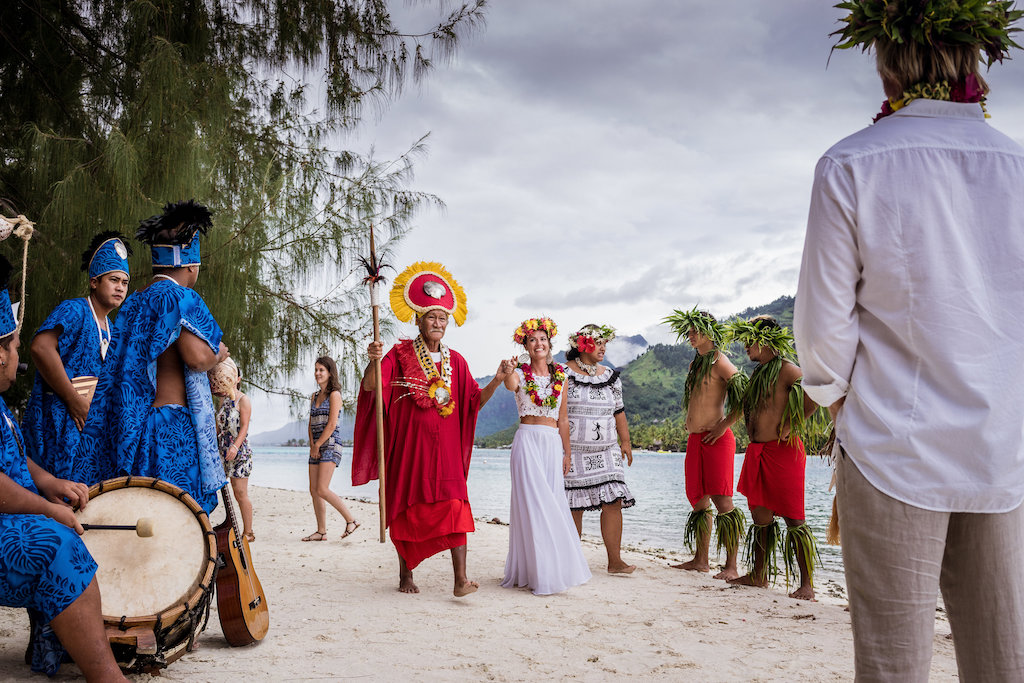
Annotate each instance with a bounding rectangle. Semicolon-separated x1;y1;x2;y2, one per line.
309;444;319;461
621;443;633;466
562;453;572;476
226;444;238;461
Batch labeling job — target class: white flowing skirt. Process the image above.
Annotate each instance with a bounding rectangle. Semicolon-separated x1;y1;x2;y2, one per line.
502;424;591;595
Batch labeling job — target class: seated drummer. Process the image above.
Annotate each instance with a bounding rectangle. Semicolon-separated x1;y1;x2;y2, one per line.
0;255;127;681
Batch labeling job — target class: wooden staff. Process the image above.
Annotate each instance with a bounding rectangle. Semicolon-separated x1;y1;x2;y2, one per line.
365;225;387;543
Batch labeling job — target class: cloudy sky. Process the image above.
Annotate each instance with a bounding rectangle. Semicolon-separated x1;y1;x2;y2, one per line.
256;0;1024;430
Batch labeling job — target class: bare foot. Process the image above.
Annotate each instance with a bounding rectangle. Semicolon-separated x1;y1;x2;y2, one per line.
670;558;710;572
789;585;816;601
453;579;479;597
608;563;636;574
713;567;741;581
398;575;419;594
728;573;768;588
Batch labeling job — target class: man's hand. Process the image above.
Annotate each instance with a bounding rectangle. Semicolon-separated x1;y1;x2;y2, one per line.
45;501;85;535
69;394;91;431
367;341;384;361
701;423;730;445
217;341;230;363
38;477;91;511
828;397;846;422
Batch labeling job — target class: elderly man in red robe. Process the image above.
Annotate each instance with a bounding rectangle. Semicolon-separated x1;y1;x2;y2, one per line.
354;262;506;596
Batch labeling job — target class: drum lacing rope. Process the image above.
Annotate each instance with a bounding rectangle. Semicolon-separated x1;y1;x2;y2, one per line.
118;615;128;632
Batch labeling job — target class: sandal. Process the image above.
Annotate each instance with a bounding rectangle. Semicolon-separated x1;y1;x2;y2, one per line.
342;520;361;539
301;531;327;542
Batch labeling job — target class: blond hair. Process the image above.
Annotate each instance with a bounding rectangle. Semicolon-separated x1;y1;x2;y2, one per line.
875;40;989;97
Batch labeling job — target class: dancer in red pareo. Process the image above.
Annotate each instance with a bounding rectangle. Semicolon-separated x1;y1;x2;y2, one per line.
353;262;506;596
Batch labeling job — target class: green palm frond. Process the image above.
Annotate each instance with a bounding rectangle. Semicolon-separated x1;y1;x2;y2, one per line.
783;523;822;589
832;0;1024;65
663;306;723;345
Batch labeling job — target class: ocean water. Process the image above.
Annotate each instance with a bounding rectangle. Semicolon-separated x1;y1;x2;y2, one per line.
250;446;844;584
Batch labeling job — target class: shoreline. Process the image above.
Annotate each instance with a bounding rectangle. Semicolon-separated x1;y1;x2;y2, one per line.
0;486;957;681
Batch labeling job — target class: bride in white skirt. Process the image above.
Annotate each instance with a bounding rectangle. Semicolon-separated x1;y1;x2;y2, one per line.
500;317;591;595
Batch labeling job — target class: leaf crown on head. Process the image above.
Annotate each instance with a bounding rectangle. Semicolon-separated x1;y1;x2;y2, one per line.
136;199;213;245
832;0;1024;65
724;316;796;359
663;306;723;346
513;317;557;345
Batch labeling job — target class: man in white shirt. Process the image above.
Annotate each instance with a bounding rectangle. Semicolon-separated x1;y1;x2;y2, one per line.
794;2;1024;680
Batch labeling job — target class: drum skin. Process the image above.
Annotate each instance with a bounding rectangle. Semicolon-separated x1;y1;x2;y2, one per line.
76;477;217;670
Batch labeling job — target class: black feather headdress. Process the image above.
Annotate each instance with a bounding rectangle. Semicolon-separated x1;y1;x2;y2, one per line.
0;253;12;290
135;200;213;245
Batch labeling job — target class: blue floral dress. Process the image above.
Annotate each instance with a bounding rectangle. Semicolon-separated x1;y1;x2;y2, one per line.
73;279;227;513
0;397;98;676
22;298;107;479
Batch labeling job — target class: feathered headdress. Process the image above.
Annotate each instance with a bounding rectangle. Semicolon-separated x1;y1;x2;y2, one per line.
81;230;132;278
390;261;468;326
663;306;723;346
136;200;213;267
832;0;1024;65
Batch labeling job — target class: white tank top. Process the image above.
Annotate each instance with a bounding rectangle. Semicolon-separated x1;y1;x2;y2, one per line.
514;366;563;419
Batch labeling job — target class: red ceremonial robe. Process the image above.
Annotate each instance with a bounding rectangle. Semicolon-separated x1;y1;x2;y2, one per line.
353;339;481;569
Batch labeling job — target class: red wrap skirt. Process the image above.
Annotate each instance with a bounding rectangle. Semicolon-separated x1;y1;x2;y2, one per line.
389;499;475;570
737;439;807;521
684;430;736;507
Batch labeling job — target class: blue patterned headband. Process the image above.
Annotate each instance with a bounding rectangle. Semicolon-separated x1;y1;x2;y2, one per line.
0;288;16;338
88;238;131;278
150;238;201;267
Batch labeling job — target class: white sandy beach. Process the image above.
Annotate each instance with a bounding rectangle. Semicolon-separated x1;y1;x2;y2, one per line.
0;486;959;681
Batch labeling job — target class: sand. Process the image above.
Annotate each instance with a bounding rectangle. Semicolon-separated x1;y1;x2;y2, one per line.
0;486;959;681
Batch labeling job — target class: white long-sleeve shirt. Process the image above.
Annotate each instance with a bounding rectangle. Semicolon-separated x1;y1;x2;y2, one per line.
794;98;1024;513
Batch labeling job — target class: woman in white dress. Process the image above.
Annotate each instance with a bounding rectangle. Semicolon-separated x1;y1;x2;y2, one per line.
501;317;591;595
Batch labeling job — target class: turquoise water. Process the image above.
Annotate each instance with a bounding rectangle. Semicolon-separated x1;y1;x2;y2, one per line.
250;446;844;583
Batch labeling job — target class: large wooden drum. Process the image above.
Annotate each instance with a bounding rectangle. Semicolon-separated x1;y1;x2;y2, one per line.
76;476;217;673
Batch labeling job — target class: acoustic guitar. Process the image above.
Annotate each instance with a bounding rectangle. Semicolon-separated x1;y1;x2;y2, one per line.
213;486;269;645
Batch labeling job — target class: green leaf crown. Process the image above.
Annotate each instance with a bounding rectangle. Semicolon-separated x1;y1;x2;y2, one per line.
723;317;796;359
832;0;1024;65
663;306;723;346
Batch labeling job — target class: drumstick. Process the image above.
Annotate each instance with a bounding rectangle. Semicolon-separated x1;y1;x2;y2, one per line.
81;518;155;537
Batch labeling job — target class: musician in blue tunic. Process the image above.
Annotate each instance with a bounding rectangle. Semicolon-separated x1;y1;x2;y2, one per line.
0;255;128;681
22;232;131;479
74;200;229;513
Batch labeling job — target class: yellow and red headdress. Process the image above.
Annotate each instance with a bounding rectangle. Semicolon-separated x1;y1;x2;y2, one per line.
390;261;468;326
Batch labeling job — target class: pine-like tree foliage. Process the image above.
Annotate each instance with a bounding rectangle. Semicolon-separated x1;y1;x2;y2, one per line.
0;0;487;407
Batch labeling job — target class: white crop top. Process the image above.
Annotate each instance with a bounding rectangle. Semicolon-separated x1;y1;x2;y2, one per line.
514;366;563;420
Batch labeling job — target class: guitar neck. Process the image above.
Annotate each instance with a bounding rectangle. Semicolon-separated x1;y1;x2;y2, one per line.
220;485;242;540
